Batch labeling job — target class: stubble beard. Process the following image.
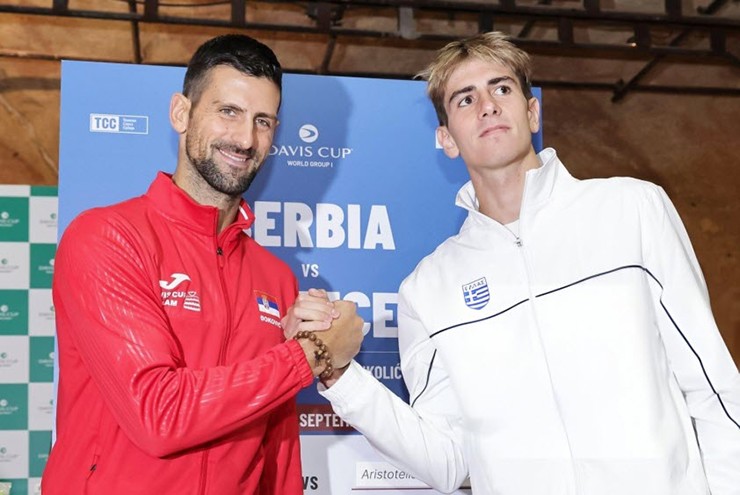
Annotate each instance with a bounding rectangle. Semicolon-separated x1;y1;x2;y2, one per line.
186;138;262;198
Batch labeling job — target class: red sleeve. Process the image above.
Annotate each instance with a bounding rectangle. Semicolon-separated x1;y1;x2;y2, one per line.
259;399;304;494
54;210;314;458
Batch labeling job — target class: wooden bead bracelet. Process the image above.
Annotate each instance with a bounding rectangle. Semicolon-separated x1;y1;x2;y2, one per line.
294;330;334;379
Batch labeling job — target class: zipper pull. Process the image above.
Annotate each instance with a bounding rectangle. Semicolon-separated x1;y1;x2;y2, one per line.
216;247;223;256
515;238;523;247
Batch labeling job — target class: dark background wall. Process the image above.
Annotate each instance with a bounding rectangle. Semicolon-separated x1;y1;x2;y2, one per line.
0;9;738;364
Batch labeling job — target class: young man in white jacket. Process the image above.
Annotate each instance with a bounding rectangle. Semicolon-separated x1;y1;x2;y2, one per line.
311;32;740;494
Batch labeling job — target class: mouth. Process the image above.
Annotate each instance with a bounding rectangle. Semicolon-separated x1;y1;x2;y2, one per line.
216;146;256;168
479;125;509;138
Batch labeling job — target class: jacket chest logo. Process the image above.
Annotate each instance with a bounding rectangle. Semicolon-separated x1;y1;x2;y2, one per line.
255;291;281;328
462;277;490;310
159;272;201;312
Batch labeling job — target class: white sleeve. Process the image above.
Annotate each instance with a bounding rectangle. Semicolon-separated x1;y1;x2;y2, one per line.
643;185;740;494
319;287;468;493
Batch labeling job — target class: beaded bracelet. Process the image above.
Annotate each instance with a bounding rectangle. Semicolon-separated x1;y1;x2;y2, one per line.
294;330;335;379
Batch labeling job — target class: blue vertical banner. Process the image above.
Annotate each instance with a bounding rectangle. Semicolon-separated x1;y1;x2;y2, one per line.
58;61;542;494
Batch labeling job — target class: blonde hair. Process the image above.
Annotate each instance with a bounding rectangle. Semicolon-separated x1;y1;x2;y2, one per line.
417;31;533;126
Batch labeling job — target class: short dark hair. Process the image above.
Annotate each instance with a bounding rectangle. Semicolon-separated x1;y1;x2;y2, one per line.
183;34;282;105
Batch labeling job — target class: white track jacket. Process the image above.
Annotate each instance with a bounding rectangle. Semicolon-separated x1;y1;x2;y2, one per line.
320;148;740;494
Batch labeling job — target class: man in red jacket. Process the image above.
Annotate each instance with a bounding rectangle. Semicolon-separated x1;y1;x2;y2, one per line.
42;34;363;494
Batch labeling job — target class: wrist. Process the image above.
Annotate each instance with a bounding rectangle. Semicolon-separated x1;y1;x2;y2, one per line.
319;362;350;388
295;331;335;379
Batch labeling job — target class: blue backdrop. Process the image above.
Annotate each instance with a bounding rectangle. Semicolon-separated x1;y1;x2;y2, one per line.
57;60;543;493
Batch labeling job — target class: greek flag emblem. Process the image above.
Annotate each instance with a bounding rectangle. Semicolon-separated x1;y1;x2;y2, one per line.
462;277;490;310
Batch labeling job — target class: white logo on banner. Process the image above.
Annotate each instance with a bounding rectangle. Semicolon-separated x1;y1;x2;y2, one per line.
0;303;22;328
299;124;319;143
89;113;149;135
270;124;353;169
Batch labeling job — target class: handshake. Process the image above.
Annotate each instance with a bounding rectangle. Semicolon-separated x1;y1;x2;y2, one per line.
282;288;365;386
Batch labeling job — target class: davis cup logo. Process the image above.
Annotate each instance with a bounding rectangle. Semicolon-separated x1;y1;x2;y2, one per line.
270;123;352;167
299;124;319;143
0;211;18;228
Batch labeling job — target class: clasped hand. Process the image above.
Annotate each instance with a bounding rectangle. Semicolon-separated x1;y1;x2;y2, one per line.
282;288;364;373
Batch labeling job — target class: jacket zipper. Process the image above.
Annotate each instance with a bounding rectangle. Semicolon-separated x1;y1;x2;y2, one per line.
215;235;234;365
505;214;582;495
197;230;235;495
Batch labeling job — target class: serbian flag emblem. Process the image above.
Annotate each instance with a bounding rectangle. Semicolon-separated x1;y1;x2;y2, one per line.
256;292;281;318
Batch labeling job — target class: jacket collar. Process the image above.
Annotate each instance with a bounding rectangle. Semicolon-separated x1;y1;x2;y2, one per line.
145;172;255;236
455;147;573;219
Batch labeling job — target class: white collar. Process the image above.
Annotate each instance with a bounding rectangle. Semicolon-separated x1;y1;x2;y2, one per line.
454;147;572;216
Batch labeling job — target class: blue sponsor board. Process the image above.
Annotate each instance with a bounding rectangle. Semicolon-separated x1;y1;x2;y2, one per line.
58;61;543;434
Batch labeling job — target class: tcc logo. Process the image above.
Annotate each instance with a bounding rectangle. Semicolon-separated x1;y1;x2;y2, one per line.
90;114;119;132
90;113;149;134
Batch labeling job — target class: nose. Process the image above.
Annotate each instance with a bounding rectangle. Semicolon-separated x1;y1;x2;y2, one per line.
479;95;500;119
231;119;256;151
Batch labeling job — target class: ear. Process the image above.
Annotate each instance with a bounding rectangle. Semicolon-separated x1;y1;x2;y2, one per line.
527;96;541;134
436;126;460;159
170;93;191;134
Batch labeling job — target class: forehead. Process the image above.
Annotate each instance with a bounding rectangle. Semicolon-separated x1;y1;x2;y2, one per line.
197;65;280;110
443;58;518;99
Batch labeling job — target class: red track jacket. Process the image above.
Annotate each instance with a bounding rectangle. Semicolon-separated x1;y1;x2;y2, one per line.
42;173;314;494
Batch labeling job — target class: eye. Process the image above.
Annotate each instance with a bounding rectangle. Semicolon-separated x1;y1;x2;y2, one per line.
493;85;512;96
457;95;474;108
219;107;238;117
255;117;274;129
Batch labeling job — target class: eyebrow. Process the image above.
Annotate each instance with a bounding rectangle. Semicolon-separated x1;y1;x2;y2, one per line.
447;76;515;106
